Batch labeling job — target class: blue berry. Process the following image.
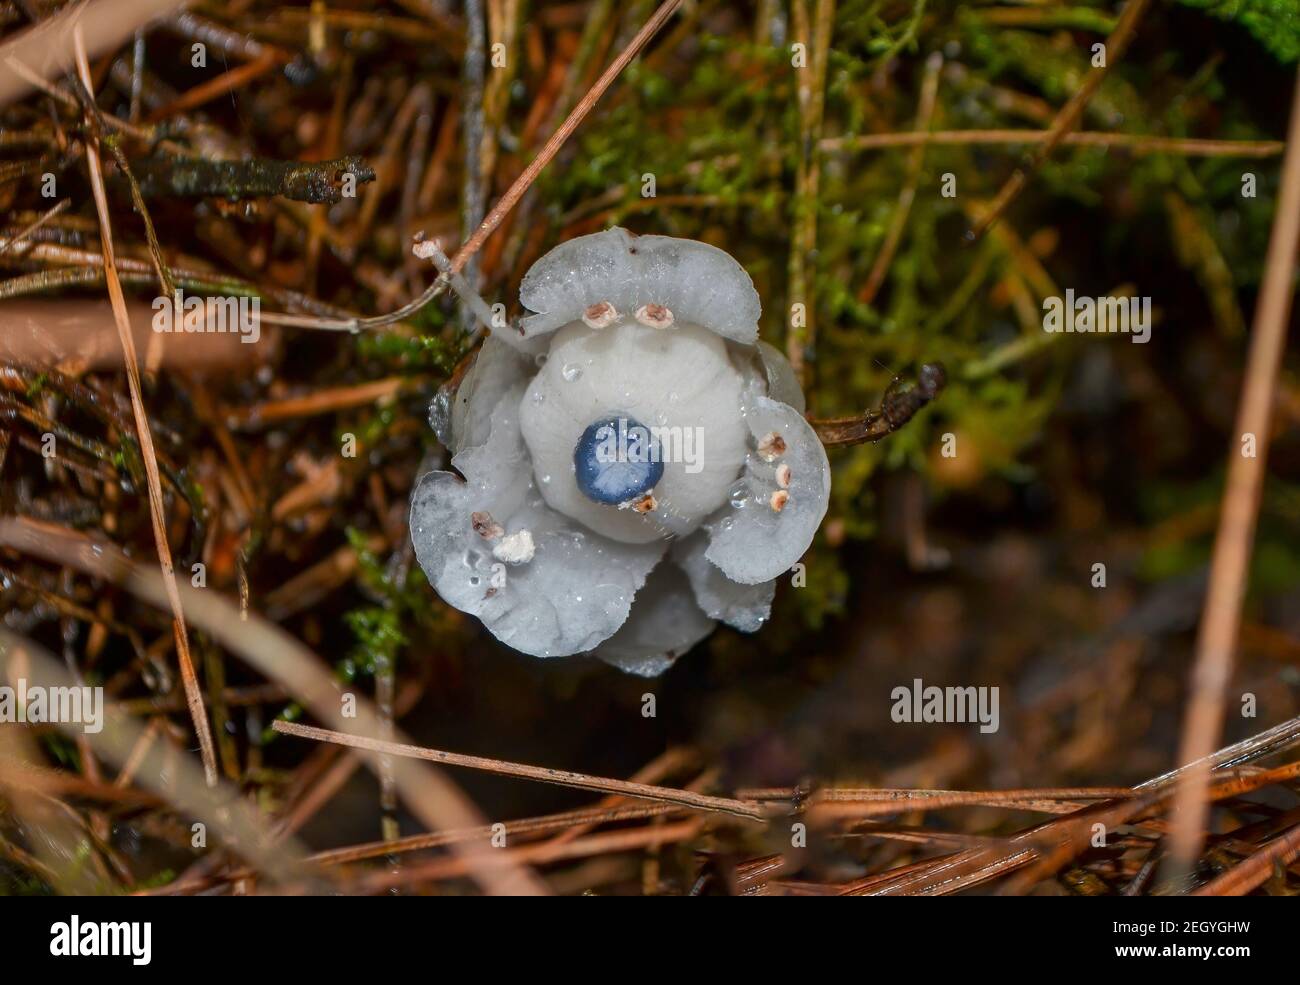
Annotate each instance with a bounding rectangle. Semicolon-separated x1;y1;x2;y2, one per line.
573;415;663;505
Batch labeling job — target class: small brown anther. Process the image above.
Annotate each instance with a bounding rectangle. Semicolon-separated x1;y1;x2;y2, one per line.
471;511;504;539
634;303;674;329
582;301;619;329
757;431;787;462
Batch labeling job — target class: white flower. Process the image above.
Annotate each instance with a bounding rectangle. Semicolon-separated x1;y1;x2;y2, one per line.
410;228;830;675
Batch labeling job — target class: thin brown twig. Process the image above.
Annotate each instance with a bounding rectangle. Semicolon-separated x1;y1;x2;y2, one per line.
858;51;942;307
142;803;684;895
272;720;768;821
1163;61;1300;889
811;785;1138;820
1192;822;1300;896
356;818;705;892
252;0;685;334
146;50;282;123
448;0;683;274
71;27;219;789
2;51;153;143
0;198;69;258
313;803;681;867
833;714;1300;896
785;0;836;390
0;628;314;887
70;74;175;298
819;129;1284;158
225;378;412;428
810;363;946;447
967;0;1154;240
0;516;549;896
145;749;698;894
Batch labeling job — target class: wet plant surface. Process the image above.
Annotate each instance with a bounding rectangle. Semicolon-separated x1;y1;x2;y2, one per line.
1;0;1299;895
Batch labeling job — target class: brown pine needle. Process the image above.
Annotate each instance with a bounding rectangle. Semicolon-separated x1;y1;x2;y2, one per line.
858;52;942;307
785;0;836;389
0;516;549;896
0;198;69;258
0;628;312;886
448;0;684;276
312;803;681;867
272;720;768;821
252;0;685;334
967;0;1154;240
820;130;1284;158
1193;823;1300;896
71;27;220;790
358;818;705;892
146;50;282;123
1163;62;1300;889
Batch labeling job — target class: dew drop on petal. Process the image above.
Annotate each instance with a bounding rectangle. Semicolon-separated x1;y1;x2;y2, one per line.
561;362;583;382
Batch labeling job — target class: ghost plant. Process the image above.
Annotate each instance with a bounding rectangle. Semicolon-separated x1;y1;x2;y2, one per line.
410;227;830;676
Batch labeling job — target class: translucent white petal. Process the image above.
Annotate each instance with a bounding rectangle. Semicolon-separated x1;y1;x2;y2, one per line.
702;393;830;585
487;322;551;357
592;562;715;676
672;532;775;632
448;334;538;454
519;320;748;544
755;339;805;414
519;228;761;345
410;384;664;657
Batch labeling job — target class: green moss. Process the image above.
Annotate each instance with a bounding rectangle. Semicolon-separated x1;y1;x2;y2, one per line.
1178;0;1300;62
24;372;47;400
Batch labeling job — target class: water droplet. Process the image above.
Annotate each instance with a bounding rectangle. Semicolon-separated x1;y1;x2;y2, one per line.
721;517;734;530
561;362;582;382
729;484;749;509
532;390;545;404
534;353;549;367
541;474;552;485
